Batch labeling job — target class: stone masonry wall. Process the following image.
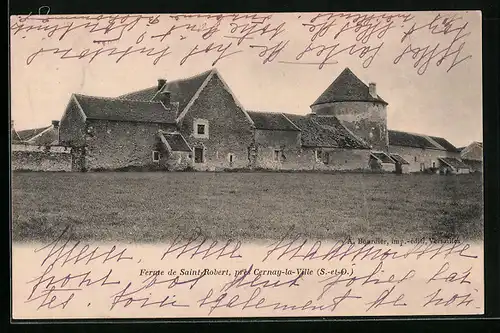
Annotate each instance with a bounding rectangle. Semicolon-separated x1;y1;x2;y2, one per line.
11;145;72;171
59;97;86;147
179;73;254;171
389;145;461;172
312;101;388;152
84;119;175;171
255;146;371;171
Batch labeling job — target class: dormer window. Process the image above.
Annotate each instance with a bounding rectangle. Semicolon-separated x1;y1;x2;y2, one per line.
193;119;209;139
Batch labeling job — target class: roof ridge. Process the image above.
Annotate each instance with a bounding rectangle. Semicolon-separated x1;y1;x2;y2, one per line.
166;68;214;85
75;93;163;104
280;113;301;131
17;125;52;132
119;69;215;101
423;135;446;150
117;86;156;99
389;129;444;139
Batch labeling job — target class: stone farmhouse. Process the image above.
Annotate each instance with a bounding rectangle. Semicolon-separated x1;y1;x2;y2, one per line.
12;67;471;174
459;141;483;172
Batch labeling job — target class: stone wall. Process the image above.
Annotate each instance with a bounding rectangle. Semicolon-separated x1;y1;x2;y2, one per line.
254;129;301;147
179;73;254;171
389;145;461;172
59;97;87;147
254;147;371;171
312;148;372;171
253;129;303;169
462;159;482;173
11;145;72;171
312;101;388;151
83;119;175;171
461;144;483;161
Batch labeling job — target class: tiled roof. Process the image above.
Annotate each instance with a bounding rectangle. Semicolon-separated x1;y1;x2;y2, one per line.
390;153;410;165
74;94;177;124
16;126;51;141
284;114;369;149
388;130;459;152
388;130;438;149
429;136;459;152
247;111;300;131
27;127;58;145
439;157;470;170
161;132;192;152
371;152;395;164
118;70;212;114
312;68;387;106
11;129;21;141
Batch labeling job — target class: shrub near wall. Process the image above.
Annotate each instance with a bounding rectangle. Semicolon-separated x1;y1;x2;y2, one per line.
11;145;72;172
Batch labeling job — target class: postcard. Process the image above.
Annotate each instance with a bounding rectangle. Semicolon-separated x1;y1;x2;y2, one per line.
10;10;483;319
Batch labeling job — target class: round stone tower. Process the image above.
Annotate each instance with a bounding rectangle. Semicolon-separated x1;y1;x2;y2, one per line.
311;68;389;152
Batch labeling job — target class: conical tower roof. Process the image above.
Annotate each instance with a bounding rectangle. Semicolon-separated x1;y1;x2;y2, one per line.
312;68;387;106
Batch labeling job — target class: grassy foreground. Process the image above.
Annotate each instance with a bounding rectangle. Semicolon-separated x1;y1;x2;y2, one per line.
11;172;483;242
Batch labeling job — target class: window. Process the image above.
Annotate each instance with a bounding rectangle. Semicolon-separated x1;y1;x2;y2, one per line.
194;147;204;163
193;119;209;139
323;152;330;165
414;156;417;162
316;150;323;161
432;162;436;168
228;153;234;166
152;151;160;162
274;150;281;162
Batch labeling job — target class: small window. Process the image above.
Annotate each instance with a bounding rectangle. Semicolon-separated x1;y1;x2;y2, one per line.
274;150;281;162
152;151;160;162
323;152;330;165
229;154;234;163
432;162;436;168
316;150;323;161
414;156;417;162
193;119;209;139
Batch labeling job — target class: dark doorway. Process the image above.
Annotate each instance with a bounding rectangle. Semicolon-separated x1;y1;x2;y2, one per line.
395;162;403;174
194;147;204;163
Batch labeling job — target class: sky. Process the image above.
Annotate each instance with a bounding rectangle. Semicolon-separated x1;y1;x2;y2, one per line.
10;11;482;147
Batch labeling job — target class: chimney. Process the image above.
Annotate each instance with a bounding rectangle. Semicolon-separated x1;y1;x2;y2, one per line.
52;120;60;129
160;90;171;106
369;82;377;98
157;79;166;91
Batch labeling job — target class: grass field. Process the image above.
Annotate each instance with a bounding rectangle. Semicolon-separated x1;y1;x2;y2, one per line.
11;172;484;243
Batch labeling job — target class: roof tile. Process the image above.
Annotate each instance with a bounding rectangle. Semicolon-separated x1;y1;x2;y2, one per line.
428;136;459;152
390;153;410;165
162;132;191;152
439;157;470;169
312;68;387;106
372;152;395;164
388;130;437;149
74;94;177;124
247;111;300;131
118;70;212;114
16;126;51;141
285;114;369;149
